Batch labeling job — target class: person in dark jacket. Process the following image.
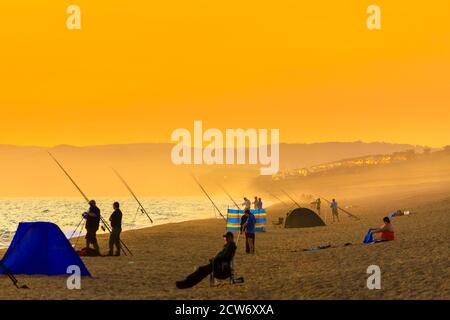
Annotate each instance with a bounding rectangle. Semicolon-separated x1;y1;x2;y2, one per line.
176;232;237;289
240;210;249;233
83;200;101;254
108;201;123;256
243;209;256;254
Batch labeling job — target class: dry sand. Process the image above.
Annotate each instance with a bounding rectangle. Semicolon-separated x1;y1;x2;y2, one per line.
0;192;448;300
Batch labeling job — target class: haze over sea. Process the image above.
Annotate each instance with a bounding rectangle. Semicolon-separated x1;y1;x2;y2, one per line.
0;197;231;248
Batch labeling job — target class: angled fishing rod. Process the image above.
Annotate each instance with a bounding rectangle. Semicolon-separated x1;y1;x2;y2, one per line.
265;190;289;207
280;189;302;208
48;152;133;255
0;262;29;289
190;173;226;221
217;183;240;210
319;196;360;220
112;168;153;224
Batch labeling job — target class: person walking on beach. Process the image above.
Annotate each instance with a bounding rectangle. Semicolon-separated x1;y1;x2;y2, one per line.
242;197;251;211
257;197;263;210
108;201;122;256
243;209;256;254
330;198;339;222
83;200;101;254
176;232;237;289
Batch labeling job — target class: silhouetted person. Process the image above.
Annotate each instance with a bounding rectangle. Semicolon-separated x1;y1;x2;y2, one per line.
253;196;258;209
257;197;263;210
330;198;339;222
242;197;251;211
108;201;122;256
240;210;249;233
311;198;321;215
243;209;256;254
176;232;237;289
83;200;101;254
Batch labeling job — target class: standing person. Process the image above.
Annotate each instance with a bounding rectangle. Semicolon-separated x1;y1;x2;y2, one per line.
240;210;249;234
311;198;321;215
176;232;237;289
243;209;256;254
242;197;251;211
257;197;263;210
253;196;258;209
83;200;101;254
330;198;339;222
108;201;123;256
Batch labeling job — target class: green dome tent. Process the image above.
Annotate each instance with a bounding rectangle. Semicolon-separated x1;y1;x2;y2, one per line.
285;208;325;228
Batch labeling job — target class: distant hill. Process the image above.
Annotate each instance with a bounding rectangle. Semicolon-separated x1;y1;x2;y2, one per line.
260;147;450;206
276;141;426;170
0;142;428;197
273;149;422;180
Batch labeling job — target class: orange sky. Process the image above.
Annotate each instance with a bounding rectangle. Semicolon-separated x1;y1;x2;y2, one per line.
0;1;449;147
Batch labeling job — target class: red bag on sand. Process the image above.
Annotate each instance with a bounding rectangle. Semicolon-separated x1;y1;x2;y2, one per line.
76;247;100;257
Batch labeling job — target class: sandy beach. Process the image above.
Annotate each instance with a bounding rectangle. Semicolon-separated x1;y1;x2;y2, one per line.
1;0;450;306
1;190;448;300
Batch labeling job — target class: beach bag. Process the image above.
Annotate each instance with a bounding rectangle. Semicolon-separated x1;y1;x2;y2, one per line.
363;229;373;244
77;247;100;257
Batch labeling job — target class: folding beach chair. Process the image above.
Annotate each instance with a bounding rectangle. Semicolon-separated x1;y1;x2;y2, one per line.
210;258;243;286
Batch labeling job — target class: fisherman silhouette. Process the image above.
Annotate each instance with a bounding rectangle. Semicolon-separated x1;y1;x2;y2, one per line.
83;200;101;255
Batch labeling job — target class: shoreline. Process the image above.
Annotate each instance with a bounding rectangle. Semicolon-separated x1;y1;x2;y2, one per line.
0;194;449;299
0;216;225;250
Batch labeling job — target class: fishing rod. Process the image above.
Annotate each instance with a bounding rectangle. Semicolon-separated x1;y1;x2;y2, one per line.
0;262;29;289
320;196;360;220
265;190;290;207
190;174;226;221
74;219;86;248
48;152;133;255
280;189;302;208
112;168;153;224
217;183;240;210
69;217;85;239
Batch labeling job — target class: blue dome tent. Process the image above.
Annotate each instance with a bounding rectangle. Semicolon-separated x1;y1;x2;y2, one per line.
0;222;90;276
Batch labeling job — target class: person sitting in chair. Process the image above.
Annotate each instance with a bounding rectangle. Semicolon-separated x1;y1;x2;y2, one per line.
176;232;237;289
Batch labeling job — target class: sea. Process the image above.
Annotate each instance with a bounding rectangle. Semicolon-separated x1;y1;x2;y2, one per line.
0;197;231;249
